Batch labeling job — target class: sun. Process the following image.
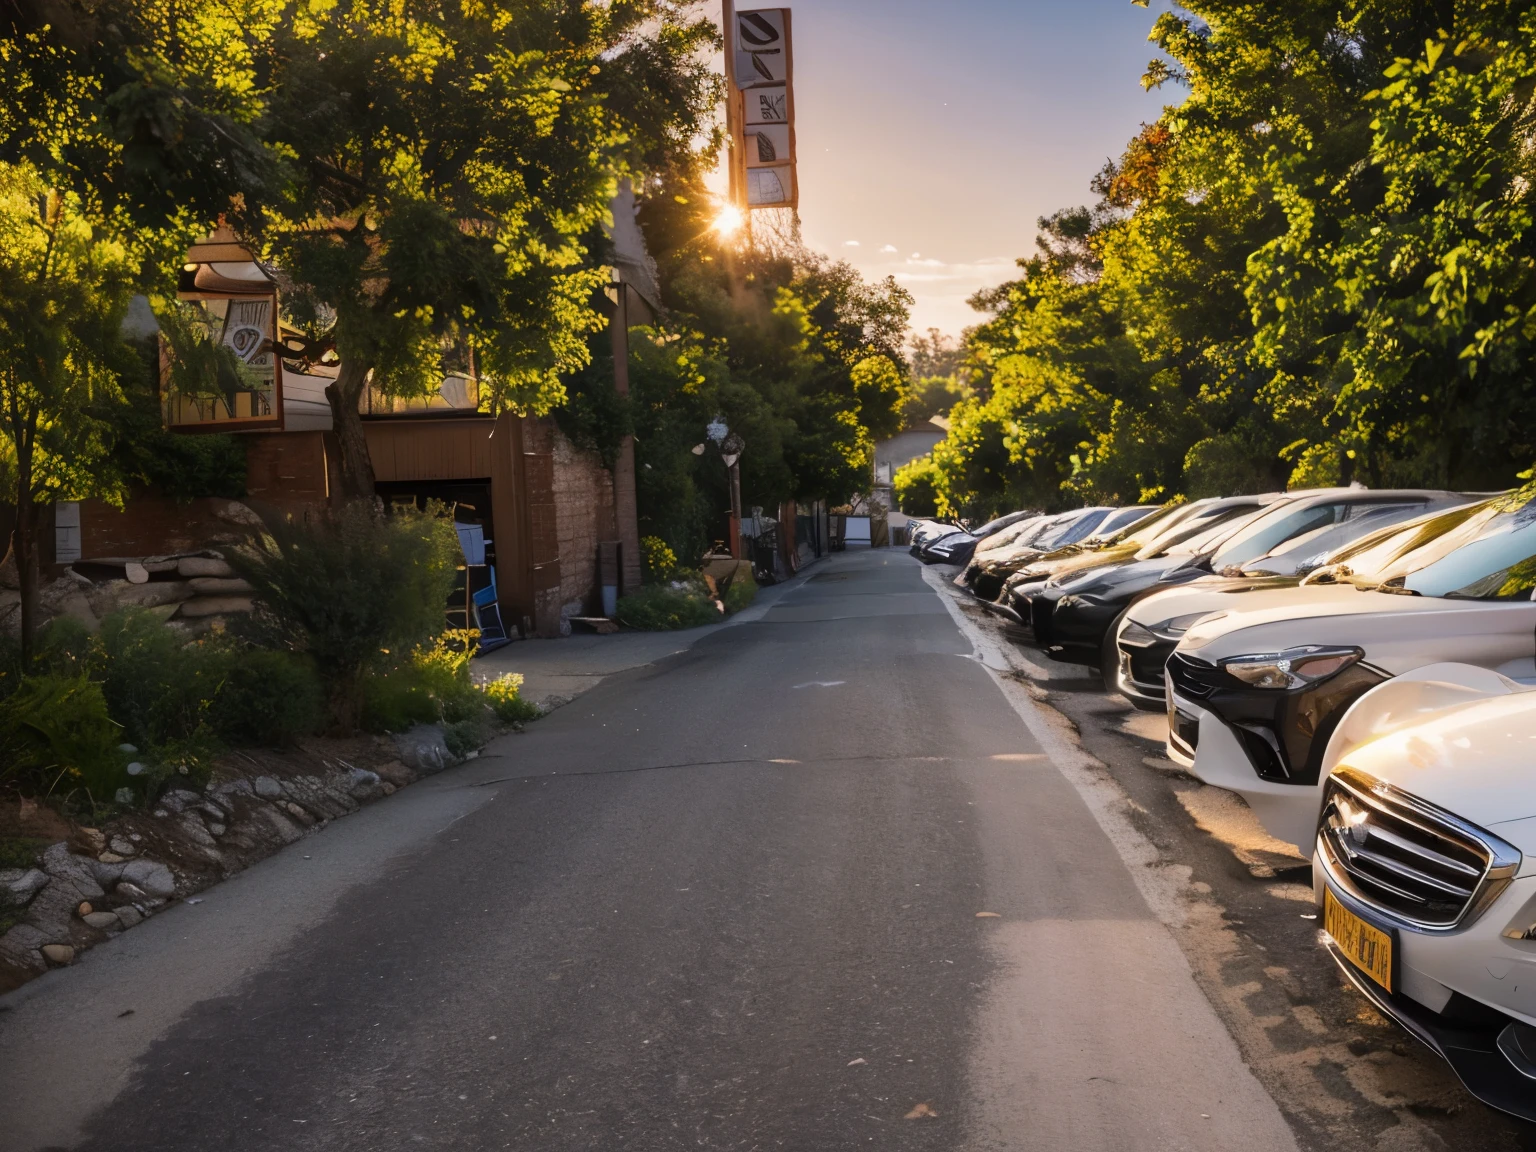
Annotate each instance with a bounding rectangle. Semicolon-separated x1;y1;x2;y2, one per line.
713;204;744;237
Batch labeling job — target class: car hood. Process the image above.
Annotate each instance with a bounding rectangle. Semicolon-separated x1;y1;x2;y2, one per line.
1336;690;1536;830
1174;583;1536;680
1123;575;1302;629
1052;554;1205;597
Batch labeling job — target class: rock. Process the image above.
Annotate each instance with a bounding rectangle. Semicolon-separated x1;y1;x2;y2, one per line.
158;789;203;814
97;852;126;864
345;767;383;800
76;902;93;916
40;944;75;965
41;843;104;899
253;776;284;800
373;760;414;787
198;799;230;821
74;828;106;854
177;594;253;618
38;571;93;610
24;882;79;938
109;836;137;857
178;813;218;848
124;562;149;584
56;593;99;630
89;579;193;615
177;555;237;578
92;859;125;886
114;906;143;929
394;725;452;775
213;501;262;529
188;576;253;595
215;778;254;797
206;822;226;837
82;911;120;930
1;868;48;903
119;859;176;899
113;788;135;806
283;801;314;825
114;882;148;903
256;805;304;845
0;548;18;589
381;782;396;796
0;925;49;973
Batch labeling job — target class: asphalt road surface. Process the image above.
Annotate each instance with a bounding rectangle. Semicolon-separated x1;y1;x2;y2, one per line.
0;550;1298;1151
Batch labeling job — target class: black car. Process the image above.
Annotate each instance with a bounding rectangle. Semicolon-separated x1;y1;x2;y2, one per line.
917;507;1041;565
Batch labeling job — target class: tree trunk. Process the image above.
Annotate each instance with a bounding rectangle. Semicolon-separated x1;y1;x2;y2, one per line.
14;481;38;665
325;358;377;505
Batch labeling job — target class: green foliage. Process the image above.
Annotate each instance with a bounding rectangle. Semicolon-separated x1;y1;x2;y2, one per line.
723;575;756;615
482;673;541;724
615;580;721;631
362;630;483;734
207;650;322;748
230;503;460;730
894;456;944;518
0;674;126;804
922;2;1536;507
96;609;227;752
640;535;679;582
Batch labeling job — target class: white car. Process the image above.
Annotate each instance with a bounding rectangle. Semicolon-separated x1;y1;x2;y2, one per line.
1311;663;1536;1121
1161;489;1536;853
1113;490;1476;711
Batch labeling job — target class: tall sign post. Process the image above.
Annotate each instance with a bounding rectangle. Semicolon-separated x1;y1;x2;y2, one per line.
723;5;797;215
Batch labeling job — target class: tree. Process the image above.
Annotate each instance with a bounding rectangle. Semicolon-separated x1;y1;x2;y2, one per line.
0;169;135;658
245;0;722;503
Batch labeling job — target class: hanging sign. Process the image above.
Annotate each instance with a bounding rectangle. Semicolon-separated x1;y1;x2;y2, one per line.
725;5;797;210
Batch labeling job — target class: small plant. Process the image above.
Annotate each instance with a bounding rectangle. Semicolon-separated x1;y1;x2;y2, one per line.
723;575;757;614
208;649;323;747
96;608;230;751
361;630;485;733
0;673;128;804
615;580;721;630
482;673;541;723
640;535;678;581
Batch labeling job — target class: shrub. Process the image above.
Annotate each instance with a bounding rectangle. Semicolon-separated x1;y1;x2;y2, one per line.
0;674;127;804
361;630;483;733
615;580;720;630
723;575;757;614
640;535;678;581
229;502;460;730
482;673;541;723
208;650;323;747
96;608;229;750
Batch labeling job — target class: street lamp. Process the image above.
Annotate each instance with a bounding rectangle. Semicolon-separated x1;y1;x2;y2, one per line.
700;417;745;559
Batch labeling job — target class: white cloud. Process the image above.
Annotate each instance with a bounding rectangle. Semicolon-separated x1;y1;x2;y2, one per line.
843;240;860;247
880;244;898;253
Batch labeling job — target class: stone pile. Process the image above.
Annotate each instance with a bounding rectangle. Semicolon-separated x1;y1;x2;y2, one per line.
0;755;414;978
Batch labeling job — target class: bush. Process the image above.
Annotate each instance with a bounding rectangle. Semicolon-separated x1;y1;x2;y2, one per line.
229;502;460;730
208;650;323;747
640;535;678;581
615;580;721;630
96;608;229;751
482;673;541;723
0;674;128;804
361;631;484;733
723;575;756;614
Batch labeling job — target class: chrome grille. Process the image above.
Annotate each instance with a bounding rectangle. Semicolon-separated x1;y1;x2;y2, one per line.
1318;767;1521;930
1165;652;1227;700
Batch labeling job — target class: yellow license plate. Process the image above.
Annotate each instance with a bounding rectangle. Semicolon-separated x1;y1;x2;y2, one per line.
1325;888;1393;992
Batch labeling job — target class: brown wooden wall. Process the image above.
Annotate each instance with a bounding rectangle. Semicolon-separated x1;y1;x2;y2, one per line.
365;419;495;482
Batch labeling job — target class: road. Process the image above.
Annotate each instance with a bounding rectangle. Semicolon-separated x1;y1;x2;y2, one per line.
3;549;1301;1150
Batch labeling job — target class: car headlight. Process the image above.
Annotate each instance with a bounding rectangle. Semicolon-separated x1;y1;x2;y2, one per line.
1219;645;1363;690
1120;619;1158;645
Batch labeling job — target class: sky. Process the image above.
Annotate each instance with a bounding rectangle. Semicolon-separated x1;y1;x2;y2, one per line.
707;0;1177;341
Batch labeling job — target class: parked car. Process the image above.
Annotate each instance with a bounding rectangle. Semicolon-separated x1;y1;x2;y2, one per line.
960;508;1113;596
1307;663;1536;1122
995;497;1257;625
917;507;1043;565
964;504;1161;602
907;518;960;555
1028;495;1284;679
1112;490;1475;711
1161;488;1536;853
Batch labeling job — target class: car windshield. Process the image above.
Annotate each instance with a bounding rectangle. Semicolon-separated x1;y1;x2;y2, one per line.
1095;505;1159;537
1343;487;1536;598
1246;501;1438;575
1139;504;1267;560
977;515;1046;551
972;508;1035;538
1048;508;1112;547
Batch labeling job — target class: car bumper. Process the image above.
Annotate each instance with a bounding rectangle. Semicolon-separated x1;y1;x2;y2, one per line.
1317;865;1536;1122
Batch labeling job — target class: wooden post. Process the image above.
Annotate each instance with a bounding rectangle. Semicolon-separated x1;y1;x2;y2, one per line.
610;283;643;595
